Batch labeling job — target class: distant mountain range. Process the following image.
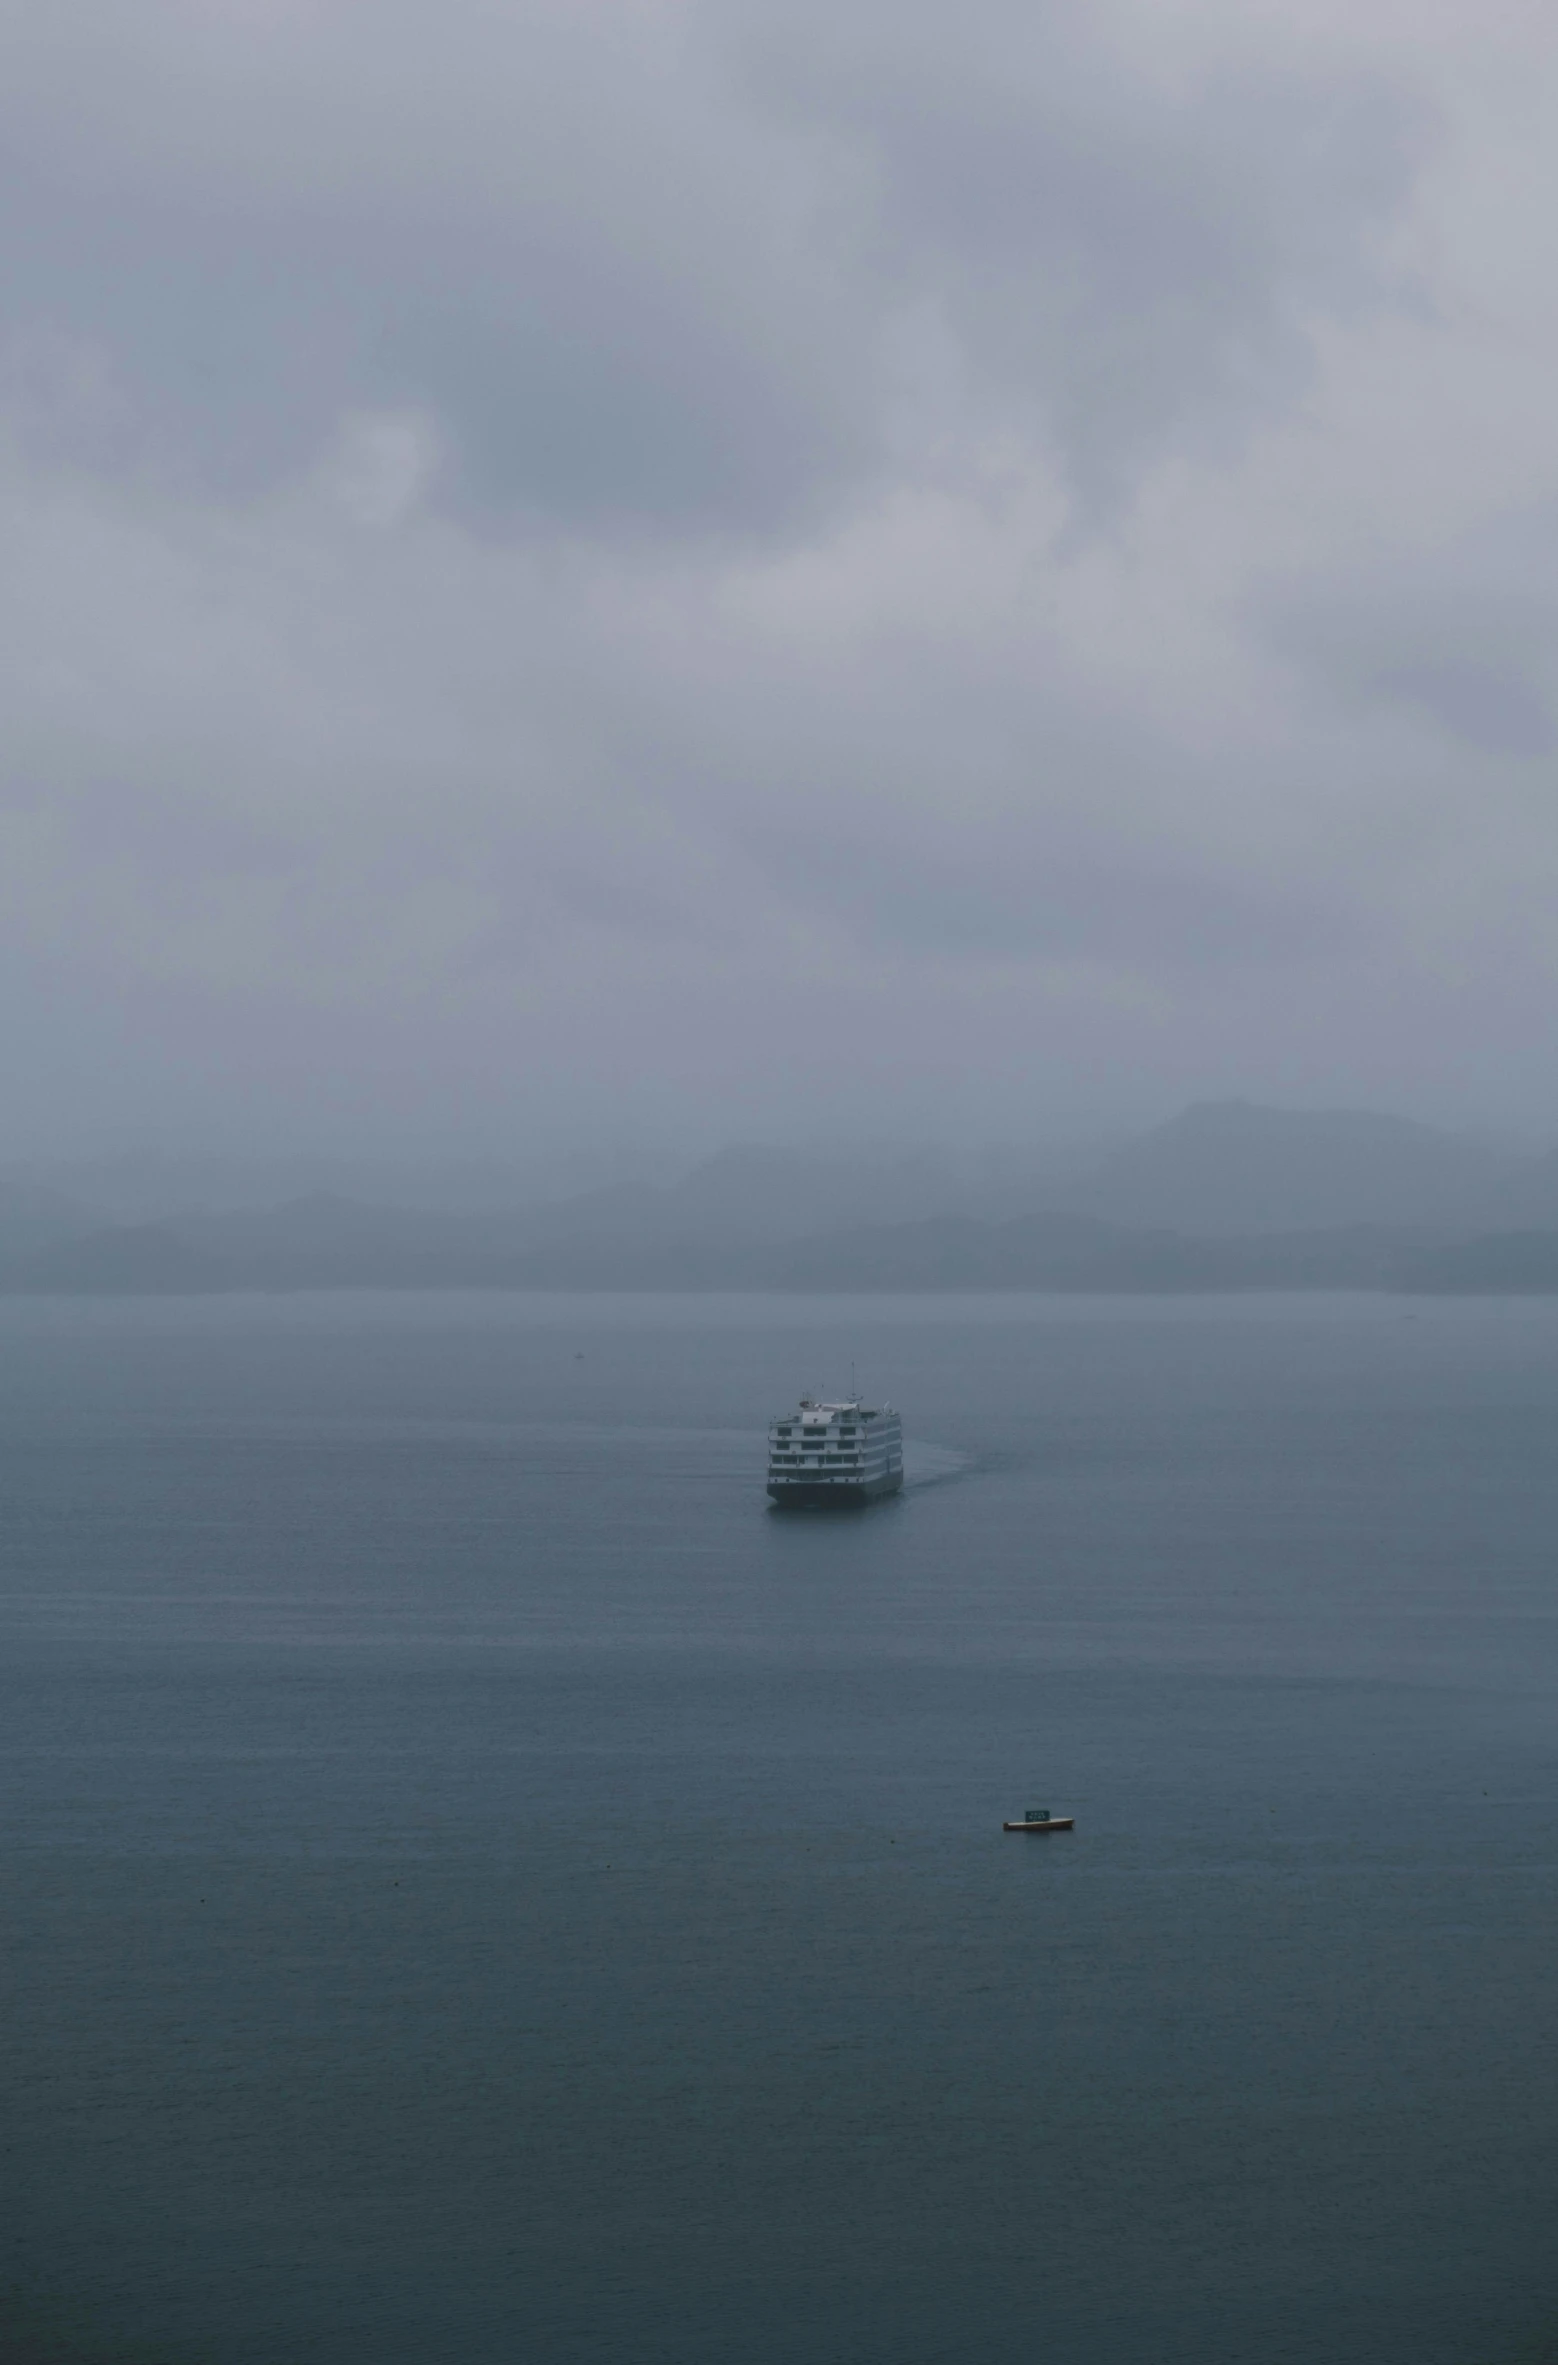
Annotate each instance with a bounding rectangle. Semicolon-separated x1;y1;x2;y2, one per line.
7;1101;1558;1293
1055;1100;1517;1232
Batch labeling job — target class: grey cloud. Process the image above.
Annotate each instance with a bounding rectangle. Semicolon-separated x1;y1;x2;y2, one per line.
0;5;877;530
1366;662;1552;759
0;0;1424;534
737;806;1349;970
719;0;1426;507
1263;505;1558;757
0;1;1553;1160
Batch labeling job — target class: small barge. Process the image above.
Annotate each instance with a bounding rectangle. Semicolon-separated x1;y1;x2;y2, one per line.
1003;1809;1074;1832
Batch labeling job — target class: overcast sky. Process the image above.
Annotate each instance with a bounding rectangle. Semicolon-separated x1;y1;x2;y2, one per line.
4;0;1558;1161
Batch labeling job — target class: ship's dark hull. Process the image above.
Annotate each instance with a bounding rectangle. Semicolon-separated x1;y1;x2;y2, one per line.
766;1470;903;1509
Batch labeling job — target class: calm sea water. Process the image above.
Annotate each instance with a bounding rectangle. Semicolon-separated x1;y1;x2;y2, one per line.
3;1290;1558;2365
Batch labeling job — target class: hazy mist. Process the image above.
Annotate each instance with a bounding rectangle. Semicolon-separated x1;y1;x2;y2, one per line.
4;0;1557;1162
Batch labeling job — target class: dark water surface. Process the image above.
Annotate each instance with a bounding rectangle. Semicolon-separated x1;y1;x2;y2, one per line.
3;1291;1558;2365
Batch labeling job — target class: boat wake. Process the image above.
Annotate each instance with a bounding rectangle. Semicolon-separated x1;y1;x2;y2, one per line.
902;1442;974;1490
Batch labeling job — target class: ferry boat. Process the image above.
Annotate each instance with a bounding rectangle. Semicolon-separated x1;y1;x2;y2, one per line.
766;1395;903;1507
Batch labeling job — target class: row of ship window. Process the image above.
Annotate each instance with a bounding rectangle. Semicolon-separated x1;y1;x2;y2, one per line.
775;1437;884;1456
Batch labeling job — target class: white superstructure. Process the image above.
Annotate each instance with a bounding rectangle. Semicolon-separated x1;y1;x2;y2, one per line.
766;1395;903;1506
